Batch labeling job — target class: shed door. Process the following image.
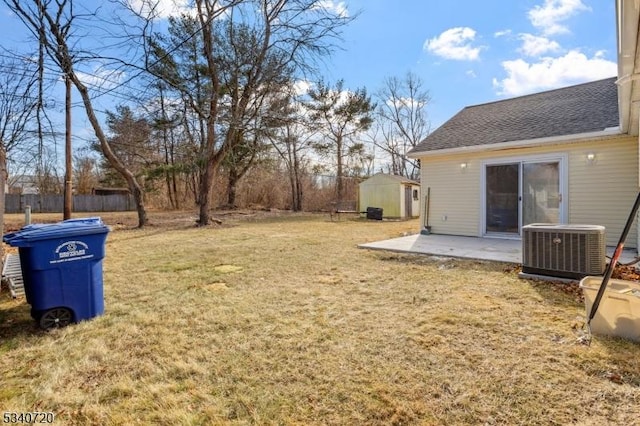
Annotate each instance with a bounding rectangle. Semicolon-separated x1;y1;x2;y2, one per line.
404;185;412;218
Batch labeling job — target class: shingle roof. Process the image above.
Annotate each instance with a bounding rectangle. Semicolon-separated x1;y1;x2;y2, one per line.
410;77;619;155
368;173;419;185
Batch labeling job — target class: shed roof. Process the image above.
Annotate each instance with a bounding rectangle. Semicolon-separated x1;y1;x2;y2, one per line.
409;77;619;155
360;173;419;186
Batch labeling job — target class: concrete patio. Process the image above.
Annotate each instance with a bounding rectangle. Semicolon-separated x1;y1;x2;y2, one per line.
358;233;638;265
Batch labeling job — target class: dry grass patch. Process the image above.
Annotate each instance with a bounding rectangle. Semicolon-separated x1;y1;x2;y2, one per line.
1;213;639;425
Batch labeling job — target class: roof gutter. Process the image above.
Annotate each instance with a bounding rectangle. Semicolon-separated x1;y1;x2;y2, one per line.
408;128;626;158
616;0;640;134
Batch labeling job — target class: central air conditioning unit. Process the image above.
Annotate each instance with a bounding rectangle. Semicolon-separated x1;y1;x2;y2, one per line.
522;224;606;279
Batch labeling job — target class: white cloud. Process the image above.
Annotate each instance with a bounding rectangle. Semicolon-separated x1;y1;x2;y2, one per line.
76;67;126;90
466;70;477;78
293;80;312;96
518;33;561;57
424;27;482;61
128;0;193;20
528;0;591;35
314;1;349;18
492;50;616;96
494;29;512;38
386;97;426;110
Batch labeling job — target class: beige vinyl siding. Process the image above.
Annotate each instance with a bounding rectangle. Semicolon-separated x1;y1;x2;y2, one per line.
421;159;480;236
568;137;638;247
418;135;638;247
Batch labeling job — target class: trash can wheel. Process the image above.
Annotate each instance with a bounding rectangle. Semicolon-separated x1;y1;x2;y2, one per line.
39;307;73;330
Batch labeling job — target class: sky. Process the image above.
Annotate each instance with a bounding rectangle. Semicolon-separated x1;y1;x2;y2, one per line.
0;0;619;150
322;0;618;128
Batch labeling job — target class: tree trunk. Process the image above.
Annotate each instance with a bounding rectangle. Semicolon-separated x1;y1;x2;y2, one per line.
170;134;179;209
188;172;198;206
159;86;178;210
287;158;297;211
295;173;303;212
161;124;176;210
227;169;239;208
225;140;256;208
195;0;219;227
131;184;147;228
292;147;303;211
165;170;175;209
171;168;179;209
0;144;6;272
336;136;344;201
198;158;215;225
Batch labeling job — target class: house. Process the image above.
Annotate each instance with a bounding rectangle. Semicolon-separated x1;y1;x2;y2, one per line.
407;78;636;248
406;2;640;250
415;73;640;248
358;173;420;219
7;175;40;195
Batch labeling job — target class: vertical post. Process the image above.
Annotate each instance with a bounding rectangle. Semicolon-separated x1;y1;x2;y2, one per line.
25;205;31;225
0;144;6;272
64;74;72;220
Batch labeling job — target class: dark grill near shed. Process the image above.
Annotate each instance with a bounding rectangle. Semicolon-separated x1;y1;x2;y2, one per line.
366;207;383;220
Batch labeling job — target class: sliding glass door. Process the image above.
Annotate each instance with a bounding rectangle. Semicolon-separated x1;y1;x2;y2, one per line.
522;161;560;225
486;164;519;234
484;159;563;236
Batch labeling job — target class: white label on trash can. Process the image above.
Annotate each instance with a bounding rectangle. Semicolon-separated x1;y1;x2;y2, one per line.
50;240;94;264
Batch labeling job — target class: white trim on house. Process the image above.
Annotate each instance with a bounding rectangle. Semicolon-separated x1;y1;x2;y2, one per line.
616;0;640;135
408;128;625;159
479;153;569;239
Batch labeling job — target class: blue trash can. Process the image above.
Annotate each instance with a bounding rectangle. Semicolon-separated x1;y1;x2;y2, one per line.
3;217;110;329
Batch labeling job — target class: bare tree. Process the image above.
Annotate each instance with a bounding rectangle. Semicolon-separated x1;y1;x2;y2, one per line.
33;145;63;194
5;0;150;227
73;147;101;194
0;57;40;267
141;81;203;209
373;72;431;180
267;88;315;211
142;0;353;225
150;83;182;209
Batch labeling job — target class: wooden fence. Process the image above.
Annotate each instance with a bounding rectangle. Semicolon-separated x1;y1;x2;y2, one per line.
5;194;135;214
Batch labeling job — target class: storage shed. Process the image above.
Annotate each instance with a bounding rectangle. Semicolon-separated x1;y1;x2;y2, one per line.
358;173;420;219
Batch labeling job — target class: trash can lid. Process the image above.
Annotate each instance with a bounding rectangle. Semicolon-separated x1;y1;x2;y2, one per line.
3;217;109;246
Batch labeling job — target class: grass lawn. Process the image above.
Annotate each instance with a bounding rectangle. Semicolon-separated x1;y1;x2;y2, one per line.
1;211;639;425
